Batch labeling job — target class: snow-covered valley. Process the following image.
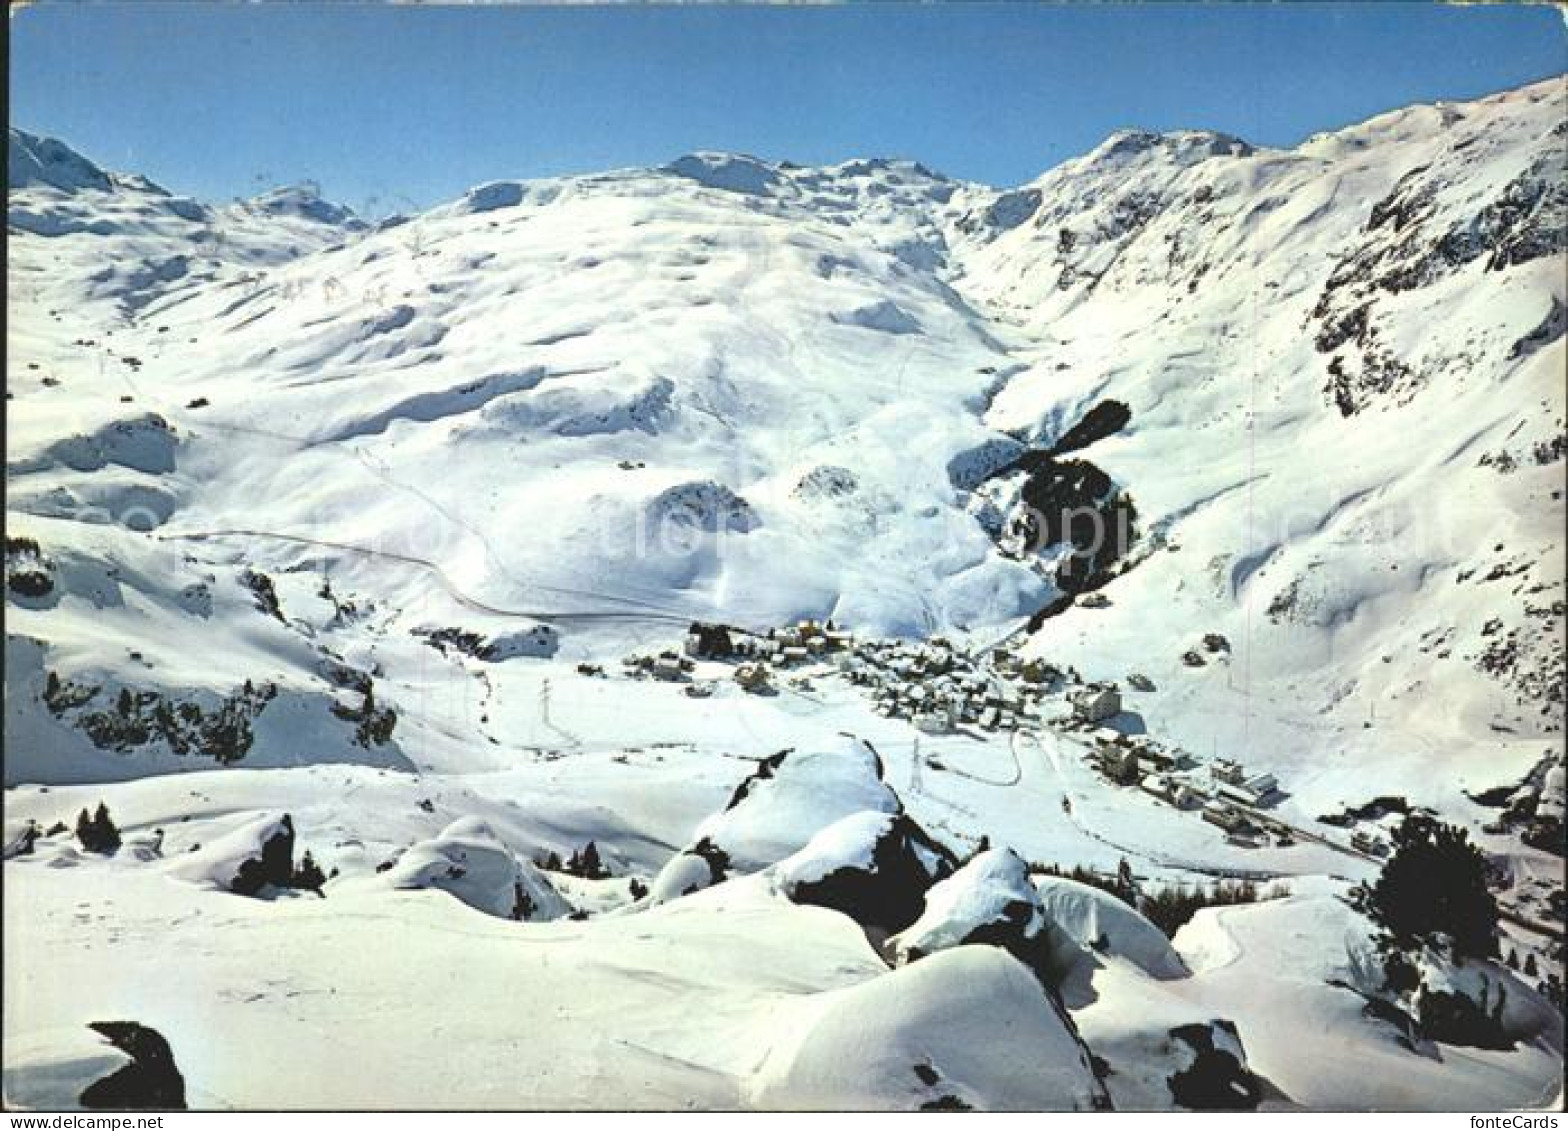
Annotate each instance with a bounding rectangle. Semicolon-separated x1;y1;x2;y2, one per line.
4;76;1565;1110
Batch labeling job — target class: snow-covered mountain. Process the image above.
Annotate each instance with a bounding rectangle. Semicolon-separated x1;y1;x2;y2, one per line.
5;78;1564;1110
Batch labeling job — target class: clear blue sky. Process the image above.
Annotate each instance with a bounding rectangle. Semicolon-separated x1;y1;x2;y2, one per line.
10;2;1565;214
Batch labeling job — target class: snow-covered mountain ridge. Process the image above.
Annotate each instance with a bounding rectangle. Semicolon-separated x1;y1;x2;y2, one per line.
8;79;1564;794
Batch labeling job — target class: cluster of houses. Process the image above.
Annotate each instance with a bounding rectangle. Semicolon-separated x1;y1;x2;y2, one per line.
679;619;855;673
839;640;1058;735
1085;729;1297;847
619;619;860;694
1085;729;1193;789
621;649;697;683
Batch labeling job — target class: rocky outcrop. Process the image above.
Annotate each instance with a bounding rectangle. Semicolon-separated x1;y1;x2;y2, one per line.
1048;399;1132;457
774;810;957;936
379;817;571;921
229;815;299;896
691;738;901;874
890;848;1071;988
78;1022;187;1111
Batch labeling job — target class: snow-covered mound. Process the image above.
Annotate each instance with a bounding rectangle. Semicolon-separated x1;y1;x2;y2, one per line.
164;813;298;896
1165;888;1563;1109
685;738;901;873
749;945;1107;1111
772;809;957;934
889;847;1076;991
1033;875;1189;981
374;817;570;921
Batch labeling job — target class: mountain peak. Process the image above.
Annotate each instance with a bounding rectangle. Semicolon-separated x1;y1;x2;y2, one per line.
235;182;364;228
9;128;116;194
1087;127;1256;167
665;151;783;196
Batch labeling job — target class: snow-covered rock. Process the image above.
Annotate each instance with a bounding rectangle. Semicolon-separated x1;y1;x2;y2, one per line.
749;945;1108;1111
165;813;297;896
688;738;901;873
890;847;1056;970
772;809;957;934
2;1023;185;1111
376;817;570;921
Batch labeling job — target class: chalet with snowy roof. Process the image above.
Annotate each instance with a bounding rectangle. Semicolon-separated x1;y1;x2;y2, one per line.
652;653;686;681
1201;801;1249;833
1069;684;1121;723
1140;773;1172;800
1212;759;1246;786
733;663;770;692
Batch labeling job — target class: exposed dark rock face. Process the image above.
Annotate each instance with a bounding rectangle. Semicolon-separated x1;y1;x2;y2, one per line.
78;1022;187;1110
952;899;1059;982
330;682;398;748
1310;124;1566;415
692;837;734;885
4;535;55;600
1049;399;1132;457
956;187;1043;235
413;625;492;660
783;813;958;935
1008;455;1138;595
1166;1021;1262;1111
68;679;278;763
240;568;284;622
722;749;793;811
1026;592;1075;632
1509;296;1566;360
647;836;732;901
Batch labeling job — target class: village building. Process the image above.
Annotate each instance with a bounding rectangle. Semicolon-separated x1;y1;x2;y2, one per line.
1350;828;1386;855
683;622;736;659
1201;801;1249;833
1017;658;1055;685
1212;759;1246;786
1090;743;1141;785
733;663;771;693
1069;684;1122;723
652;653;685;682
